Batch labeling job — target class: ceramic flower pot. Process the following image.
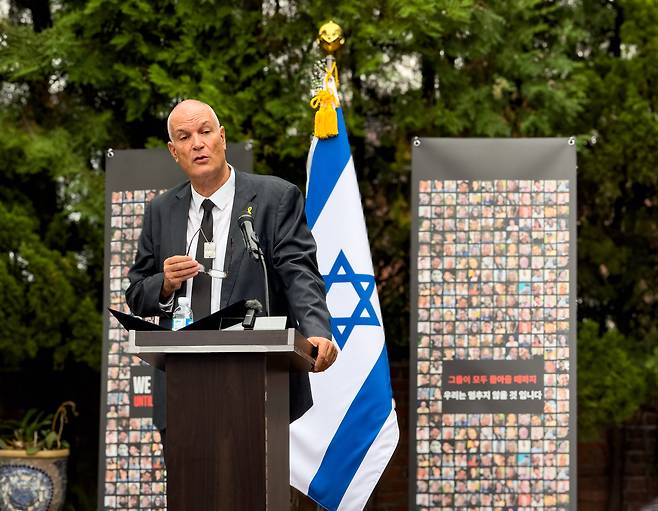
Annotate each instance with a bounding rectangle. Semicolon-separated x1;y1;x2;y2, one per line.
0;449;69;511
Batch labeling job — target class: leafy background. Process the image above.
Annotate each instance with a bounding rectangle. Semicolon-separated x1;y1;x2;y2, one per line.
1;0;657;507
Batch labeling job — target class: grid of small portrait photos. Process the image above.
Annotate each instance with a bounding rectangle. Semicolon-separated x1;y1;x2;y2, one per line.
105;189;167;510
415;180;572;510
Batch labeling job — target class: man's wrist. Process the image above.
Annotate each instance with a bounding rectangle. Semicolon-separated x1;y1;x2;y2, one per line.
160;281;174;301
159;293;175;313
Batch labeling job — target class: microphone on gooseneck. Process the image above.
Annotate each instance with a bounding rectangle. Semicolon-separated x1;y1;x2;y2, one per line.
237;203;270;317
238;203;261;262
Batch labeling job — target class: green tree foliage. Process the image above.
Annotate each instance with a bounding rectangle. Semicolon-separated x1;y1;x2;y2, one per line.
576;0;658;339
571;0;658;435
577;320;646;440
0;32;104;369
0;0;656;435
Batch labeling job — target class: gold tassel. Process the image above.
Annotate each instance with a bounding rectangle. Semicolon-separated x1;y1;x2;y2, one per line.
311;90;338;138
309;62;340;139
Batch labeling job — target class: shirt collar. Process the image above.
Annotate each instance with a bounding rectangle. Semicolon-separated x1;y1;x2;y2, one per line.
190;164;236;213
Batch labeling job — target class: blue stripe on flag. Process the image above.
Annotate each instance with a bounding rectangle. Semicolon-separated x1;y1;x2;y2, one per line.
305;108;351;230
308;345;393;510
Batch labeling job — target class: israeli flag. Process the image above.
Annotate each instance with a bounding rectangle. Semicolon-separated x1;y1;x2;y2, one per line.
290;108;399;510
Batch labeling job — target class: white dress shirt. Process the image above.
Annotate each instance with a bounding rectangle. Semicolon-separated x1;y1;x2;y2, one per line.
162;166;235;315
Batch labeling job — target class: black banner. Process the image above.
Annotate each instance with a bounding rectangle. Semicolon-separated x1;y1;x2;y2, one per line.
410;138;577;510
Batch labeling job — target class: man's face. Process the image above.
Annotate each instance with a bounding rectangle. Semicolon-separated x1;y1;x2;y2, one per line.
167;102;227;182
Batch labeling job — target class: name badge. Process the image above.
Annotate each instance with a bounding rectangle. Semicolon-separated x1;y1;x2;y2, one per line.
204;242;216;259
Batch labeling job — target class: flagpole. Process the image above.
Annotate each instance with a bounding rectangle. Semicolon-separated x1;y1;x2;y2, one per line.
325;54;334;74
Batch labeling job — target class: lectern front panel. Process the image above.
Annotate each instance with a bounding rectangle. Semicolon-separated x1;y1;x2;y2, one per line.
166;353;288;511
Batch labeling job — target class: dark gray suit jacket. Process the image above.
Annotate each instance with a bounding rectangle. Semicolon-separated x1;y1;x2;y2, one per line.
125;169;331;430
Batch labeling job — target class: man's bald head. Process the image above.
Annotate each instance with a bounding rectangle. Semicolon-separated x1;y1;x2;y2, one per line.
166;99;229;196
167;99;221;141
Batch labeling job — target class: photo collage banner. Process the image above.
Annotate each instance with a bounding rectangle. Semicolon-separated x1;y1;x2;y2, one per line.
104;186;167;510
410;139;577;511
100;147;252;510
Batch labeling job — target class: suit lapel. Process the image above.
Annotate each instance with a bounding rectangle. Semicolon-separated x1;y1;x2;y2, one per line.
220;170;257;309
171;183;192;296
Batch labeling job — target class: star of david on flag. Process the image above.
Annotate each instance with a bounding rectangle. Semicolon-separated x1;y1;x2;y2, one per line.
323;250;380;349
289;80;399;510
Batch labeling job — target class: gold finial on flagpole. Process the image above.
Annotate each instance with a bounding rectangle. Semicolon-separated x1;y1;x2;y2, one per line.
318;20;345;55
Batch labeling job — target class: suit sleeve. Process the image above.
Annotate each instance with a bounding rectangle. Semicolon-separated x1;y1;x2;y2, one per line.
126;201;167;317
272;184;331;340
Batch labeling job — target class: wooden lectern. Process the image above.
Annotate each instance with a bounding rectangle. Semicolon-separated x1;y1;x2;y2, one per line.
127;325;315;511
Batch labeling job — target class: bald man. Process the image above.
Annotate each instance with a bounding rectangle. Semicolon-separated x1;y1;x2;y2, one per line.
126;100;337;438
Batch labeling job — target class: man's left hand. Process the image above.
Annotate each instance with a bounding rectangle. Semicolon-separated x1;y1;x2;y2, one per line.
308;337;338;372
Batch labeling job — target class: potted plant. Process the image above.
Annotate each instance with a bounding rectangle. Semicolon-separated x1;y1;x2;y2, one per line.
0;401;77;511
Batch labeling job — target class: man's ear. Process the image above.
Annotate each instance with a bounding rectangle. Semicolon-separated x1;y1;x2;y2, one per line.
219;126;227;150
167;141;178;162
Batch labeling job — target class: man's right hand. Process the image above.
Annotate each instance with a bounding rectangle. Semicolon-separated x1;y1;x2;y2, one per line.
161;255;199;300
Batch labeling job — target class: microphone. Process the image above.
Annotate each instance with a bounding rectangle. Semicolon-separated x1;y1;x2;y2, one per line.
236;204;270;316
242;299;263;330
238;204;261;262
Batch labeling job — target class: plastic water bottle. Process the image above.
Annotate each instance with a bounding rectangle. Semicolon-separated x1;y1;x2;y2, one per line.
172;297;193;330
